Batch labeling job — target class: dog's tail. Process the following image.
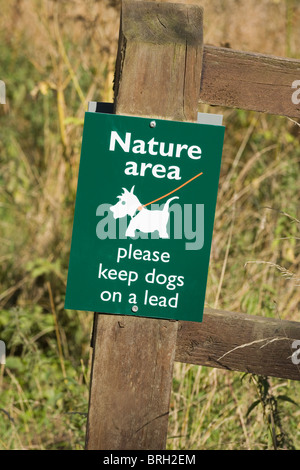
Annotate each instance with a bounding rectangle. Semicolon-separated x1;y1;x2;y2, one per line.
163;196;179;213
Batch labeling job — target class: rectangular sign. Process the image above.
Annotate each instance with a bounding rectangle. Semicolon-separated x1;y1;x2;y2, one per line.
65;112;225;322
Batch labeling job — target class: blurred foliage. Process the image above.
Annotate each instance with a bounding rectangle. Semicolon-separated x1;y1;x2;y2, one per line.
0;0;299;450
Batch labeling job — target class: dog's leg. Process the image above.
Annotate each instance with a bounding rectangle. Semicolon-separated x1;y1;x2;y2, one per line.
158;213;170;239
125;220;136;238
159;228;169;239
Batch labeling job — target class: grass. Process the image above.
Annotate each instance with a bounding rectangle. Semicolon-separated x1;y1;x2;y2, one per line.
0;0;300;450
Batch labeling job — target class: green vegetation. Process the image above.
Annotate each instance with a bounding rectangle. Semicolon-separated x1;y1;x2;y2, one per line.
0;0;299;450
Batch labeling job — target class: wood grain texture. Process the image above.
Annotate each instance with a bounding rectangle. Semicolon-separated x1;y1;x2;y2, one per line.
200;45;300;119
86;0;203;451
86;315;178;450
114;1;300;119
114;0;204;121
176;308;300;381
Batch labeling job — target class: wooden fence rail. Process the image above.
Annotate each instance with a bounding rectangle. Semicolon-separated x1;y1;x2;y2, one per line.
176;308;300;381
200;46;300;119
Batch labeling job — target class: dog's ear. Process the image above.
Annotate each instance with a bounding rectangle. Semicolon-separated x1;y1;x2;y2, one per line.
130;186;135;194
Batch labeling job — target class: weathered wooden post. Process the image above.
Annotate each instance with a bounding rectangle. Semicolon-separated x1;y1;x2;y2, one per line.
85;0;204;450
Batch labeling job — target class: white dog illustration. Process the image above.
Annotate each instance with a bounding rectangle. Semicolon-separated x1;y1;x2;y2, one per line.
110;186;178;239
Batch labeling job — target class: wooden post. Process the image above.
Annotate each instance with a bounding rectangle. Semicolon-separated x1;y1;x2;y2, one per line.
85;0;204;450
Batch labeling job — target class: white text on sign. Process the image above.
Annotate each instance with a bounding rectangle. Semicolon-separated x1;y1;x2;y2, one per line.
109;131;203;181
98;245;185;310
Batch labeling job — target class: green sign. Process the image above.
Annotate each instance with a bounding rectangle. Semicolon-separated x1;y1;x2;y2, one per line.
65;112;225;322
